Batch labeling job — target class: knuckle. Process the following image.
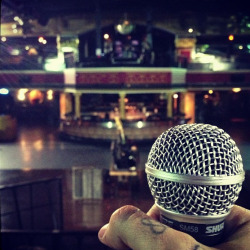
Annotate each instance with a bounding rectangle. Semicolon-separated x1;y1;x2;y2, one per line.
152;227;195;250
171;231;196;250
115;205;141;222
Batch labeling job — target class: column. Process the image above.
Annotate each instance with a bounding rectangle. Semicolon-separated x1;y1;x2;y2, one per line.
167;93;173;119
59;93;73;119
119;92;126;120
179;92;185;115
183;92;195;123
74;93;81;119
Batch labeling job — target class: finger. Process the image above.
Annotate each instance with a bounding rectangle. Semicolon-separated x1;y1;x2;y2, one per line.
224;205;250;235
147;204;160;221
98;205;213;250
215;205;250;249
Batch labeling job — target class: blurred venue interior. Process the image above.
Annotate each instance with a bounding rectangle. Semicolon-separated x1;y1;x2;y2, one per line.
1;0;250;249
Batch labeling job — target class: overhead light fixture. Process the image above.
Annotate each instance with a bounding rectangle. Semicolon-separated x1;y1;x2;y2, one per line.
0;88;9;95
115;14;134;35
103;33;110;40
228;34;234;41
17;89;28;101
47;90;54;100
232;88;241;93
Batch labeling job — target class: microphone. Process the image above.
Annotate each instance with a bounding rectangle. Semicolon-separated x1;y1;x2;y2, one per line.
145;123;245;246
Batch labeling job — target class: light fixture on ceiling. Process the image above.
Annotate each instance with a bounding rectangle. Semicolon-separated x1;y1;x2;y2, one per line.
115;14;135;35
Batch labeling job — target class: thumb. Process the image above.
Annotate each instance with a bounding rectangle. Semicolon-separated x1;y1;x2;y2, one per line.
98;205;213;250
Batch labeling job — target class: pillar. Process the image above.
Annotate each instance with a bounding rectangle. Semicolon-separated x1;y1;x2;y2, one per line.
119;92;126;120
183;92;195;123
179;92;185;115
74;93;81;119
167;93;173;119
59;93;73;119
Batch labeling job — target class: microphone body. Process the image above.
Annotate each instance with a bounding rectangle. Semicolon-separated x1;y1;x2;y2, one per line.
145;123;245;246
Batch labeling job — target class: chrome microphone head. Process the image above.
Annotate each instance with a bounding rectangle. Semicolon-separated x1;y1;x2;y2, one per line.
146;123;245;223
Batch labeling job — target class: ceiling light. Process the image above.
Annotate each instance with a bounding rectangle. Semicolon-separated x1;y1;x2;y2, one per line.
104;33;109;39
232;88;241;93
115;14;134;35
0;88;9;95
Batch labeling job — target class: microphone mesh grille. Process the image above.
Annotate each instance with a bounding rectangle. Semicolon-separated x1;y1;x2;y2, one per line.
146;123;244;216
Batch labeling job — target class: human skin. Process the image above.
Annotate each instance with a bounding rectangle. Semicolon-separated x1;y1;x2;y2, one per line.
98;204;250;250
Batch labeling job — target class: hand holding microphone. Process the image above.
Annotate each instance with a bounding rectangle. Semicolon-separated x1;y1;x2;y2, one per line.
145;123;245;245
98;124;249;250
98;204;250;250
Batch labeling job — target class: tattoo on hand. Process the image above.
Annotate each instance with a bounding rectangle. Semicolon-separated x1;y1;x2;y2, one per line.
141;218;167;234
193;245;201;250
